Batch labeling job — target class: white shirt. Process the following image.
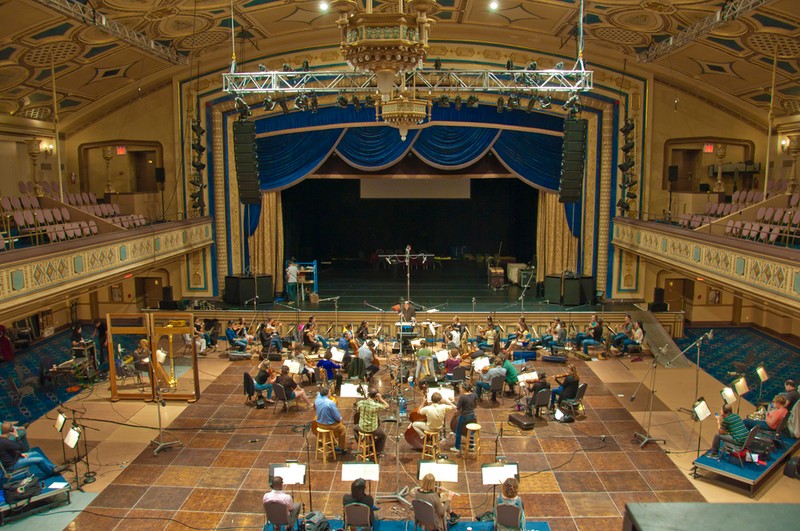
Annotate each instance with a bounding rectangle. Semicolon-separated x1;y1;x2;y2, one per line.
286;264;299;283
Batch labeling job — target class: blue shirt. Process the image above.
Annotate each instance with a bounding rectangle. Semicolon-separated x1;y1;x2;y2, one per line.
226;328;238;342
317;359;340;380
315;395;342;425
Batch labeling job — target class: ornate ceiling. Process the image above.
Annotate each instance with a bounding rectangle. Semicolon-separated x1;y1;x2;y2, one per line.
0;0;797;127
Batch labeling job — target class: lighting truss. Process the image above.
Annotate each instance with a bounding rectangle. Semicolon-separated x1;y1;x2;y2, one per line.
222;68;593;96
637;0;772;63
31;0;188;65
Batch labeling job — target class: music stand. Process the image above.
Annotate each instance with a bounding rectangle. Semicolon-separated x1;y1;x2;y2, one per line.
151;385;181;455
417;459;459;483
756;365;768;404
721;386;738;413
481;462;519;484
632;352;666;448
734;375;749;401
692;397;712;459
426;386;455;403
63;425;84;490
342;462;380;496
53;410;69;468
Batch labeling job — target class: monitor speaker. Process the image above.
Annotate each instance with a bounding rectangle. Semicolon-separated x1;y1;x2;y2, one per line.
232;120;260;204
224;276;240;305
559;118;588;204
544;275;562;303
256;275;274;303
155;167;166;183
668;165;678;183
580;276;596;305
162;286;173;301
654;287;665;304
562;277;582;306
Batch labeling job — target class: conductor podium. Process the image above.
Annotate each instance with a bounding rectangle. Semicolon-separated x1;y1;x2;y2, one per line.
544;274;596;306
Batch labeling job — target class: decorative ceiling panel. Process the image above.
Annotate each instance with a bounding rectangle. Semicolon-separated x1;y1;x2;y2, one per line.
0;0;796;124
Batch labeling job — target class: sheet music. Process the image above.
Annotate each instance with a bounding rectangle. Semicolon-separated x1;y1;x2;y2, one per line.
283;360;301;374
426;386;455;402
720;387;737;406
418;460;459;483
54;413;66;432
342;462;380;481
340;383;363;398
481;463;519;485
271;463;306;485
436;350;450;363
473;357;490;372
64;427;80;449
330;347;345;362
517;371;539;383
734;377;749;396
694;400;712;421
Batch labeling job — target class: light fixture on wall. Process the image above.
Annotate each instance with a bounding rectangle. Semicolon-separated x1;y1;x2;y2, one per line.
780;133;799;193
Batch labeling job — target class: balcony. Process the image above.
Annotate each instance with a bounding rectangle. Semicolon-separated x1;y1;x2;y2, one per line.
0;217;213;317
612;217;800;313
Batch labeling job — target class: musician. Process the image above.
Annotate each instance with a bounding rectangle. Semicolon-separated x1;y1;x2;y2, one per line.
707;403;748;459
303;323;322;354
541;318;565;350
263;476;301;527
226;321;248;351
495;477;525;531
1;422;64;480
132;338;170;389
92;318;108;369
317;350;341;381
412;392;455;440
355;388;389;457
444;316;463;347
450;383;477;453
276;365;312;407
291;344;316;384
195;318;217;351
443;349;462;376
574;314;599;348
356;320;371;343
415;343;435;380
70;324;86;348
285;260;299;303
315;387;349;454
499;354;519;396
580;318;604;355
237;317;256;343
358;340;380;380
338;323;355;353
744;395;788;431
399;300;417;323
477;325;498;352
343;478;376;525
619;321;644;354
306;315;329;348
782;379;798;410
258;321;283;354
253;360;276;402
550;364;579;409
525;372;551;417
611;314;633;348
476;357;507;402
183;332;207;356
504;316;530;349
413;473;460;530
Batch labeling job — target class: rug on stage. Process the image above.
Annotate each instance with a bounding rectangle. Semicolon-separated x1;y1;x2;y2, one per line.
676;327;800;404
693;432;799;486
67;357;704;531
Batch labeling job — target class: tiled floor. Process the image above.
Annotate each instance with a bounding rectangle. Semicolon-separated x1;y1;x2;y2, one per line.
61;356;708;531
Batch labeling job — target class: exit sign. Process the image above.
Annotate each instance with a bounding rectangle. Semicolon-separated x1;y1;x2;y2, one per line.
116;146;126;155
703;143;714;153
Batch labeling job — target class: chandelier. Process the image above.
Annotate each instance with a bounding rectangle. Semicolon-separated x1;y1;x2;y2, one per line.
330;0;438;97
377;93;431;141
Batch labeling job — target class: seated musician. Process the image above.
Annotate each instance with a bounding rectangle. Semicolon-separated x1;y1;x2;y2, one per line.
237;317;255;343
253;360;276;402
499;354;519;395
477;324;498;352
195;318;217;351
580;318;604;355
412;392;455;440
291;344;316;384
354;388;389;458
317;350;341;381
550;364;579;409
71;324;86;348
444;316;463;347
132;338;170;388
706;404;748;459
744;395;789;432
314;387;349;454
183;332;207;356
262;476;301;528
275;365;312;408
226;321;248;351
611;314;633;348
303;322;322;354
413;473;460;529
358;340;380;380
541;318;565;350
495;477;526;531
343;478;377;525
574;314;599;348
783;379;799;410
258;321;283;353
618;321;644;354
476;357;507;402
0;422;66;480
504;316;530;349
356;320;371;343
306;315;329;349
414;342;434;381
525;372;551;417
443;349;462;377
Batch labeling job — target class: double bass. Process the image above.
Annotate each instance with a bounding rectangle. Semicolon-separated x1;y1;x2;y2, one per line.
404;404;427;450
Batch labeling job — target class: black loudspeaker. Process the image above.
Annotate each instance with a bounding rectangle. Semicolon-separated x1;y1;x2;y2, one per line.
559;118;588;204
224;275;274;305
580;276;596;305
232;119;260;204
668;165;678;183
158;300;179;310
256;275;274;303
238;277;256;305
562;277;582;306
224;276;240;305
162;286;174;301
155;167;166;183
544;275;562;303
649;302;669;312
654;287;665;304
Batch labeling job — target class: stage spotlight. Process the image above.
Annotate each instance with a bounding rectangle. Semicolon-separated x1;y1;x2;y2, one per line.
466;95;479;108
351;95;361;111
618;159;635;172
310;95;319;113
506;93;520;110
277;97;289;115
622;140;635;153
234;96;251;118
191;119;204;137
527;61;537;70
562;93;579;110
264;95;276;111
616;198;630;212
191;159;206;172
438;94;451;108
454;95;462;111
506;59;514;70
622;178;638;188
336;95;349;108
539;94;552;109
191;141;206;154
553;61;564;70
294;94;308;111
364;94;376;108
258;64;268;72
301;60;310;71
526;97;536;113
434;58;442;70
496;96;505;112
282;63;292;72
189;177;203;188
620;119;635;135
385;256;392;264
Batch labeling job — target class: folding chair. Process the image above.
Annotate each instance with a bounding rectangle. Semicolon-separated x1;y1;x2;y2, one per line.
412;499;442;531
272;383;297;412
560;383;588;416
344;502;373;531
495;503;523;531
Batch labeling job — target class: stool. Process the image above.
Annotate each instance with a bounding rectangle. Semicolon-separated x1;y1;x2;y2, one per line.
356;431;378;462
316;428;336;463
465;423;481;459
421;430;440;460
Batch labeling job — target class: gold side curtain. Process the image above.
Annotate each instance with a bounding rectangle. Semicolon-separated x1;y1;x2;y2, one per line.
536;191;578;281
248;192;285;292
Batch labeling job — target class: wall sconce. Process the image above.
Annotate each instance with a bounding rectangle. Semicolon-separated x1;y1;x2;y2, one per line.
42;141;54;156
781;137;789;154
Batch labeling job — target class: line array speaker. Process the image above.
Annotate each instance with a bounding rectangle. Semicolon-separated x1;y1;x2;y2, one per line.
155;167;166;183
668;165;679;183
559;118;588;204
232;119;260;204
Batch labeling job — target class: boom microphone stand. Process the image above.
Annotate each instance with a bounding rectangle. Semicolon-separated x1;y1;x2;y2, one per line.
376;398;412;507
151;386;181;455
631;348;667;448
665;330;714;417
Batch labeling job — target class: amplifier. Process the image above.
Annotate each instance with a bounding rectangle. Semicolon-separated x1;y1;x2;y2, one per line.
508;414;536;430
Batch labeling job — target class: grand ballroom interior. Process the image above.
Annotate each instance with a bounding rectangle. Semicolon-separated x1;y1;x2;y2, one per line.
0;0;799;530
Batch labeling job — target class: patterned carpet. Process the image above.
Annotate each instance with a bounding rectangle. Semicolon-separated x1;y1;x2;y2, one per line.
676;327;800;404
67;357;703;531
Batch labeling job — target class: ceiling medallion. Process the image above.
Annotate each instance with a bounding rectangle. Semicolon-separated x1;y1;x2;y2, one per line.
330;0;439;97
376;92;431;141
639;0;676;15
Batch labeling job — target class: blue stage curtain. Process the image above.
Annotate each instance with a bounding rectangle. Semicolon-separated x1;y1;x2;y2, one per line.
257;129;344;191
336;127;417;170
412;127;500;169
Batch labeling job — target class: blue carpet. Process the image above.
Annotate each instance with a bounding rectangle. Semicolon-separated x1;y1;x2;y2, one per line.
323;520;550;531
693;433;799;483
676;327;800;404
0;329;85;424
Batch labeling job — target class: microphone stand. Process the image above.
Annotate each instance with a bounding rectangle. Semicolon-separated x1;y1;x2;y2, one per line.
151;385;181;455
631;350;666;448
318;296;340;334
303;424;314;511
376;399;412;507
665;330;713;416
518;267;536;315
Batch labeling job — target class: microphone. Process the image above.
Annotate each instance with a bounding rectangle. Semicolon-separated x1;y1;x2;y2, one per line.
707;330;714;341
629;392;637;402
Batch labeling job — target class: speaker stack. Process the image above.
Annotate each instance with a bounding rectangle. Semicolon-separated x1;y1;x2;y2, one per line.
559;118;588;203
232;119;260;204
224;275;274;305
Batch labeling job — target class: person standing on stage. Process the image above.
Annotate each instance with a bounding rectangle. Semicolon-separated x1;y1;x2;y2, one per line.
314;387;349;454
450;383;476;453
92;318;108;369
355;388;389;457
399;301;416;322
285;260;299;304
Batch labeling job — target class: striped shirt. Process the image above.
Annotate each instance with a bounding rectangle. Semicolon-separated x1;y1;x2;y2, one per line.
357;399;388;433
722;413;749;444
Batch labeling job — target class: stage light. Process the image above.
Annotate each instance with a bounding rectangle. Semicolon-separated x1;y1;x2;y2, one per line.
438;94;451;108
618;159;635;172
320;2;329;11
527;61;537;70
496;96;504;112
466;95;479;108
622;178;638;188
258;64;267;72
310;95;319;113
553;61;565;70
189;177;203;188
278;97;289;114
264;95;276;111
539;95;552;109
526;97;536;113
622;140;635;153
616;198;630;211
351;95;361;111
385;256;392;264
336;95;349;108
505;59;514;70
364;95;375;108
506;93;520;110
721;387;736;405
562;93;579;110
301;60;310;71
734;375;748;396
293;94;308;111
620;119;635;135
191;159;206;172
434;58;442;70
454;95;462;111
282;63;292;72
626;191;637;200
191;119;204;137
235;96;251;118
489;1;498;10
191;141;206;154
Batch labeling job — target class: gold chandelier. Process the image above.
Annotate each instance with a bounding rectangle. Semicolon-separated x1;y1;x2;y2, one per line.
330;0;438;96
377;93;431;141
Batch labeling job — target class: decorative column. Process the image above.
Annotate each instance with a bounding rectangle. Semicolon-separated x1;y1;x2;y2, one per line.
102;145;116;193
713;143;726;193
25;139;43;197
783;134;800;193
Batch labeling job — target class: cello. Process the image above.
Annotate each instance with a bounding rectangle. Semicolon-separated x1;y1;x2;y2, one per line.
404;404;427;450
